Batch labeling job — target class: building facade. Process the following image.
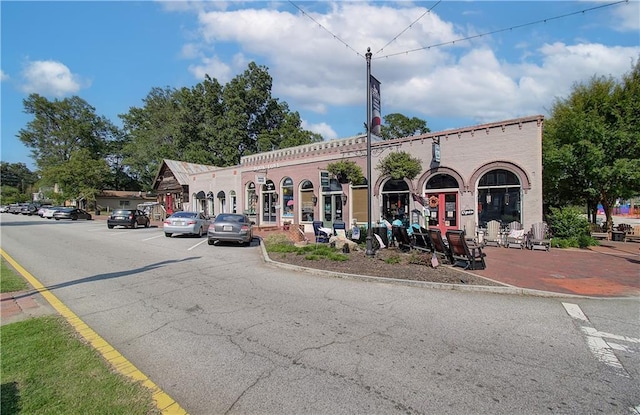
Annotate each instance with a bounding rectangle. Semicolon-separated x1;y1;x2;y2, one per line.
153;115;544;236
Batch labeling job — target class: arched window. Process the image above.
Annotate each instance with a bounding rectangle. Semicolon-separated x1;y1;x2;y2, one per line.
300;180;315;222
281;177;294;217
477;169;521;227
381;179;410;225
246;182;256;215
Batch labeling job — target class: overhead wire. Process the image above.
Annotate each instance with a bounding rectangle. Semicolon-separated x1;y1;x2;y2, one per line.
373;0;629;60
374;1;442;56
289;0;628;61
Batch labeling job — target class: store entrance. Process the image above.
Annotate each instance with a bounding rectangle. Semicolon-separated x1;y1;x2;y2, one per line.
426;192;458;234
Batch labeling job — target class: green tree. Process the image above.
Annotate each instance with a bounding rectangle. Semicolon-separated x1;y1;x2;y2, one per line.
18;94;118;171
380;113;430;140
376;151;422;180
543;60;640;232
326;160;364;184
41;149;110;205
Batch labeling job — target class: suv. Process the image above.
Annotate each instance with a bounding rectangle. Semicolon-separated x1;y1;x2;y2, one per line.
107;209;150;229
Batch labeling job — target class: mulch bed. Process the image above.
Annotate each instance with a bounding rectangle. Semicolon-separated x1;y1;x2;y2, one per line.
268;246;504;286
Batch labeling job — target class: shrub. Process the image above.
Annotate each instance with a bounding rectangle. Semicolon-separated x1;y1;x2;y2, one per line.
384;255;402;264
548;206;591;239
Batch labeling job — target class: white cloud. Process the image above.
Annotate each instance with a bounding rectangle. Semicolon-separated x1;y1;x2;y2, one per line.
610;0;640;32
20;60;84;97
301;120;337;140
177;2;639;132
0;70;8;82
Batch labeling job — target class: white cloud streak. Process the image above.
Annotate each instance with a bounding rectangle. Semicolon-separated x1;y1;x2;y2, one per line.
20;60;85;97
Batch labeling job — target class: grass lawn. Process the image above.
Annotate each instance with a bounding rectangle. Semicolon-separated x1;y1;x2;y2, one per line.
0;258;160;414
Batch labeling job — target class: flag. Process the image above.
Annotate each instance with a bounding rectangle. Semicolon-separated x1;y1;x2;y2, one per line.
370;75;381;136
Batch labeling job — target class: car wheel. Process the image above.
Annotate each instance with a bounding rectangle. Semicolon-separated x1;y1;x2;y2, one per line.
55;217;60;221
132;221;138;229
72;215;78;220
165;233;172;238
145;220;150;228
208;239;215;245
108;225;114;229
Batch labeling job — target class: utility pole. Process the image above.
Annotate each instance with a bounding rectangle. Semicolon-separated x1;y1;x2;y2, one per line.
365;47;375;257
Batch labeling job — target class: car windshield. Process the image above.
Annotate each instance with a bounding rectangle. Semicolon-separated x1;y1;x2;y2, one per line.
171;212;196;218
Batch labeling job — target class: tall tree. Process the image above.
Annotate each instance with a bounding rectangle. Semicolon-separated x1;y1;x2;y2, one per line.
380;113;430;140
18;94;117;170
543;60;640;232
0;162;38;204
41;148;110;205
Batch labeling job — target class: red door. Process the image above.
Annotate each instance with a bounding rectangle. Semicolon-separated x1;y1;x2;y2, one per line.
426;192;458;234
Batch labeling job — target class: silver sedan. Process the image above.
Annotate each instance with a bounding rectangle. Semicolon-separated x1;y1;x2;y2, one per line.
207;213;254;246
163;211;210;237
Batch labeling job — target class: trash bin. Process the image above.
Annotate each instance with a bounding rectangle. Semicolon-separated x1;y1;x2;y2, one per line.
611;231;624;242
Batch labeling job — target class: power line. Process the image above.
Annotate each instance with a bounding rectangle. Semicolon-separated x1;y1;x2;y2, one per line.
374;1;442;56
373;0;629;60
288;1;364;59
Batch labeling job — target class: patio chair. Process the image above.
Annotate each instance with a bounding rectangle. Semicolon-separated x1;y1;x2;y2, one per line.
412;226;433;253
505;222;526;249
392;225;411;252
333;221;347;238
427;228;452;265
626;225;640;243
528;222;551;251
445;230;487;270
312;220;330;243
484;220;502;247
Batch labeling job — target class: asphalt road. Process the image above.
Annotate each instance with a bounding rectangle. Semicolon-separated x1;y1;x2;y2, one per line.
1;214;639;415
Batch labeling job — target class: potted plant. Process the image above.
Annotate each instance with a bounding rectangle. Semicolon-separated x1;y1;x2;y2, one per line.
326;160;364;184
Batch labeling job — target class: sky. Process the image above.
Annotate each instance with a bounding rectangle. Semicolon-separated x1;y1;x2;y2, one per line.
2;1;639;171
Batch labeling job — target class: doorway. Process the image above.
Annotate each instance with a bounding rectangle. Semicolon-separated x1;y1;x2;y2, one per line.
322;194;343;228
426;192;458;234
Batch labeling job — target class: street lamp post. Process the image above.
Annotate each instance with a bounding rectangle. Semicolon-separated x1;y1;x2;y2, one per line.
365;47;375;257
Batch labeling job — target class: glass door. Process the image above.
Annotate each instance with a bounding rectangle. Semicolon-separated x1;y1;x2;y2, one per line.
323;194;343;228
427;192;458;234
262;193;277;223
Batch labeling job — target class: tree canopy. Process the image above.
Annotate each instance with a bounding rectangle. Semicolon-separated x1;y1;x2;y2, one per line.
543;59;640;231
376;151;422;180
120;63;322;188
380;113;430;140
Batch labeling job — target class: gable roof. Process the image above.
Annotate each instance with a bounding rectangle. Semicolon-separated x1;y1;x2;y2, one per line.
157;159;218;186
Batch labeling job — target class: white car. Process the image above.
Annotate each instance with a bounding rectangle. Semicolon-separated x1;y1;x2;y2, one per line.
42;206;64;219
163;211;210;237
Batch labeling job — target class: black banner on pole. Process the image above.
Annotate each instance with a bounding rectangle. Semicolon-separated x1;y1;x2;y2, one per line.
370;75;381;137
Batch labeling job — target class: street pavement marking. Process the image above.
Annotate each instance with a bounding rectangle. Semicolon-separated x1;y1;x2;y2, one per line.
188;239;208;250
562;302;631;378
0;248;188;415
142;234;164;241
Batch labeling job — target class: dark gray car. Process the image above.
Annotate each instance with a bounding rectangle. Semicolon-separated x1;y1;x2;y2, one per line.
207;213;253;246
107;209;150;229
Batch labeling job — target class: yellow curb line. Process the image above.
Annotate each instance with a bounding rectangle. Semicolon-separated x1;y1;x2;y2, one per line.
1;248;188;415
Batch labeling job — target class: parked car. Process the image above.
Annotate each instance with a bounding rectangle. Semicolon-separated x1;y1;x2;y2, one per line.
37;205;53;217
163;211;210;238
53;208;92;221
107;209;150;229
0;205;9;213
207;213;253;246
42;206;64;219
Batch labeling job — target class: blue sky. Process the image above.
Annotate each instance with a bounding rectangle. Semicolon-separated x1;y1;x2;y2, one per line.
2;1;639;170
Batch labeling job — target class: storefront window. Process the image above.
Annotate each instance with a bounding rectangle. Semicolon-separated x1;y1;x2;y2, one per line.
282;177;294;217
300;180;314;222
478;169;521;227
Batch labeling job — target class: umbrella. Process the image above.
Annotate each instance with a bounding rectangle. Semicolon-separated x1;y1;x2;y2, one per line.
287;200;294;206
